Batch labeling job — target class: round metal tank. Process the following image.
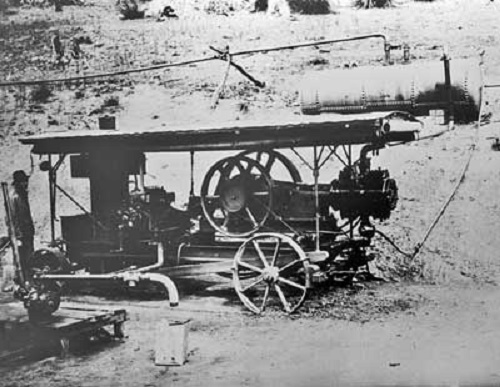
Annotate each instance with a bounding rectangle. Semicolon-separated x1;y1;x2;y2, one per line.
300;58;482;123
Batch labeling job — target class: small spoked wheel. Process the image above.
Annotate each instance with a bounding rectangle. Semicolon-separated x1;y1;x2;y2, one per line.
233;233;309;314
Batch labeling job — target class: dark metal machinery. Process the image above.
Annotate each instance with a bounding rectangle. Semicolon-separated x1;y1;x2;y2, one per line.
15;111;419;315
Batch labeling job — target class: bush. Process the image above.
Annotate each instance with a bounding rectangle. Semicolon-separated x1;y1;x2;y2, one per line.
204;0;241;14
0;0;11;12
353;0;392;8
103;95;120;107
353;0;436;7
30;84;52;104
254;0;267;11
288;0;330;14
255;0;331;14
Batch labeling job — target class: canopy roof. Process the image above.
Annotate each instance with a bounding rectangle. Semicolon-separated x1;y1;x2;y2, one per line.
20;111;420;155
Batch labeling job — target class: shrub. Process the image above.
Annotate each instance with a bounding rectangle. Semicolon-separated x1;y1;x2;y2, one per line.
254;0;267;11
30;84;52;103
0;0;10;12
353;0;392;8
288;0;330;14
103;95;120;107
254;0;331;14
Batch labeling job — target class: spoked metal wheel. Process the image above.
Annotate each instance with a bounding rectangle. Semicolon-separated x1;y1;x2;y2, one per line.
237;150;302;183
200;155;273;237
233;233;309;314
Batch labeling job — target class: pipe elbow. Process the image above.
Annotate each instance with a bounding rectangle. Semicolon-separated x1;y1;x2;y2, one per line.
139;272;179;307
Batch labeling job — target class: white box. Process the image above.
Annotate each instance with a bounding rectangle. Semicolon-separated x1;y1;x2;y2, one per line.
154;320;189;366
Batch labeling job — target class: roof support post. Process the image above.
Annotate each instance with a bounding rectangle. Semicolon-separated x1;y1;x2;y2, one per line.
48;154;66;243
49;155;56;243
443;51;453;125
313;146;320;252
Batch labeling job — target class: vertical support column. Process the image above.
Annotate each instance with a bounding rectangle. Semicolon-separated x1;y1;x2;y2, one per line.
384;41;391;65
189;151;195;197
1;182;23;285
403;44;410;63
138;160;145;192
157;240;165;268
49;155;56;243
59;337;70;358
443;52;453;125
347;145;354;239
114;322;125;339
313;146;320;252
478;50;485;124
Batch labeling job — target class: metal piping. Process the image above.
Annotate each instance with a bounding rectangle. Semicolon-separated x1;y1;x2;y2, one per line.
132;272;179;307
1;34;390;88
360;143;386;160
139;162;145;192
37;270;179;307
134;241;165;273
35;243;178;306
36;246;179;306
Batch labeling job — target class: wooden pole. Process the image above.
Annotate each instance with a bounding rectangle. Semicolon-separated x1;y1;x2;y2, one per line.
1;182;24;285
211;47;232;110
443;52;453;125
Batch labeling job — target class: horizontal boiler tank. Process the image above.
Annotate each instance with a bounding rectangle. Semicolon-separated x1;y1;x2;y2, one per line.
300;58;482;123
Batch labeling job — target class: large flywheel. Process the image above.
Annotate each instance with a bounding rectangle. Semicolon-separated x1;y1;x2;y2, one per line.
237;150;302;183
200;155;274;237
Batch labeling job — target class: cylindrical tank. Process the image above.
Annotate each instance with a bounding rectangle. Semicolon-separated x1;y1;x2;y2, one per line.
300;58;481;123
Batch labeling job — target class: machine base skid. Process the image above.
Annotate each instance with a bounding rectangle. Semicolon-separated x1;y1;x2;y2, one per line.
0;302;127;361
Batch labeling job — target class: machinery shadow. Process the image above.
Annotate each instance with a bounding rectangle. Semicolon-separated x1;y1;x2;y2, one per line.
61;273;240;307
173;275;243;308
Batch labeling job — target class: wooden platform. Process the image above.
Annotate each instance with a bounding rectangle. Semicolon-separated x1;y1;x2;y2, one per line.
0;302;127;360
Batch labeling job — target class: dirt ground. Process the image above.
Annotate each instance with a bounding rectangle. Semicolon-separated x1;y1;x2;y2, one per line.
2;0;500;386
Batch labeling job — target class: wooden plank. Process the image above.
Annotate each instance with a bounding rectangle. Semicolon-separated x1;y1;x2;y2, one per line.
32;307;127;336
39;318;84;329
0;344;37;363
61;303;125;313
53;309;109;319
